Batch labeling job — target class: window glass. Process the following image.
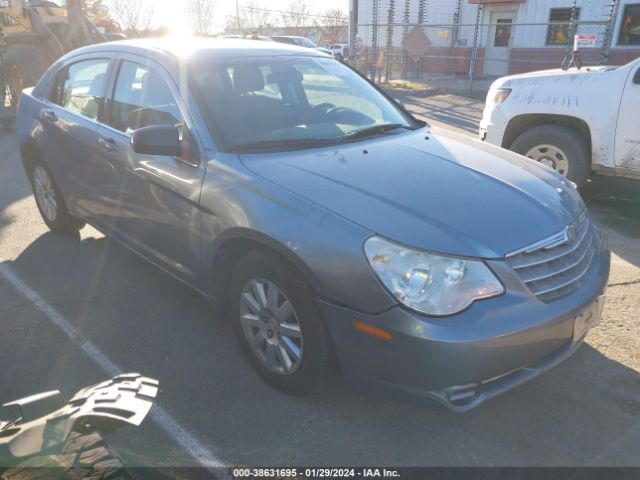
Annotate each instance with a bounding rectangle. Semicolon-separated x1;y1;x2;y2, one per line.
547;8;580;45
109;61;184;133
190;55;413;151
297;60;381;119
619;4;640;46
298;38;317;48
56;59;109;119
494;19;512;47
0;13;20;26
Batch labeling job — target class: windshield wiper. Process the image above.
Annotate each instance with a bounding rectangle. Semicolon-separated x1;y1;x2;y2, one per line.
227;138;336;153
340;123;416;142
228;122;424;153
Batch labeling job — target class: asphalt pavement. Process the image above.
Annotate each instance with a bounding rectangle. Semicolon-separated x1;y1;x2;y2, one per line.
1;94;639;469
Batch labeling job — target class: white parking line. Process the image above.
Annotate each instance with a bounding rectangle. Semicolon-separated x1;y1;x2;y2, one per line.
0;260;229;475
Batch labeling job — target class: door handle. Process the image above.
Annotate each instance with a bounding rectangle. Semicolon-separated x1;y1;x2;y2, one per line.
98;137;119;152
39;110;58;123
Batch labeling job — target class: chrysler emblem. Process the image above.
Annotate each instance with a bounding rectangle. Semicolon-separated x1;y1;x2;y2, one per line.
564;225;576;244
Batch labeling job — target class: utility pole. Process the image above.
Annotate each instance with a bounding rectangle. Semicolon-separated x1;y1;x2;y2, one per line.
236;0;240;30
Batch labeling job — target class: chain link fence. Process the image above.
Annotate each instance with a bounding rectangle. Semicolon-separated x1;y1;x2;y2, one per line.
349;1;620;95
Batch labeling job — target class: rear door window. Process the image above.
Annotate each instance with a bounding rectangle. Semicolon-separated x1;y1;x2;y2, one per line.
53;59;110;120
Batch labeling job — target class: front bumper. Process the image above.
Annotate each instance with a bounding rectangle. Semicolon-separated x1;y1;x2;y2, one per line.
479;104;509;146
317;245;610;412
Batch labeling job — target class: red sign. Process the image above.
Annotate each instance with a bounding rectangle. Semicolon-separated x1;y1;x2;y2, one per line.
468;0;525;4
574;34;598;48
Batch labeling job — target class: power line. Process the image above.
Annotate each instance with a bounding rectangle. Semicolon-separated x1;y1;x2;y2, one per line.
237;4;348;22
189;0;347;20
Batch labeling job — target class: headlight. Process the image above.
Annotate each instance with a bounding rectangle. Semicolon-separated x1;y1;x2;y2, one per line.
364;236;504;316
489;88;511;106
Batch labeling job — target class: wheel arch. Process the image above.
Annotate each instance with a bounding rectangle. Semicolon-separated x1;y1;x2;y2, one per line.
21;141;69;198
20;140;42;175
503;114;592;156
207;228;322;312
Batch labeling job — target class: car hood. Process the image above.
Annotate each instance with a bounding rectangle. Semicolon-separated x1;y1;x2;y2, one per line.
239;129;585;258
490;66;614;89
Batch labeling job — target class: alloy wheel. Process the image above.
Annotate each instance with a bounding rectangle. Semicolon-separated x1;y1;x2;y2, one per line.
239;278;304;375
33;166;58;222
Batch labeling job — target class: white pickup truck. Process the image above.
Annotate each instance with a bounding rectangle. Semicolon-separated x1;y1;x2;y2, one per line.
327;43;349;61
479;57;640;187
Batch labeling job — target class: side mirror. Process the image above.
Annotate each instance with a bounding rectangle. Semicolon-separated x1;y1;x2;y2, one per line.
634;68;640;85
130;124;181;157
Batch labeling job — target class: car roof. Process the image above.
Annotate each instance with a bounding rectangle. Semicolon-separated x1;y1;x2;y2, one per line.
62;37;326;63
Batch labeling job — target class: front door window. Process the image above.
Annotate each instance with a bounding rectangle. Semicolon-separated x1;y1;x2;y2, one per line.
109;61;184;134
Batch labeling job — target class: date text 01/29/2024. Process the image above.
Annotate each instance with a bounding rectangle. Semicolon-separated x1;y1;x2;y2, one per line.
232;468;401;478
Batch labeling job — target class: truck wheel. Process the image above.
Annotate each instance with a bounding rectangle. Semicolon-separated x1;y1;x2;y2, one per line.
4;43;51;95
510;124;590;188
28;160;85;235
229;249;335;394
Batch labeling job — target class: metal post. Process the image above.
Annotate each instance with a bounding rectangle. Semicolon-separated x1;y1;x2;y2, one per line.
564;0;579;62
452;0;462;47
469;0;483;96
600;0;620;65
417;0;426;78
349;0;358;66
370;0;379;82
400;0;410;80
385;1;395;83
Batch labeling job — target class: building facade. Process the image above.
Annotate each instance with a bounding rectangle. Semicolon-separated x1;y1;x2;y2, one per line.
352;0;640;78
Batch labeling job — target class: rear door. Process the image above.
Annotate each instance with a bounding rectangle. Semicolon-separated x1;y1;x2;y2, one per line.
93;53;207;285
614;63;640;171
35;55;114;215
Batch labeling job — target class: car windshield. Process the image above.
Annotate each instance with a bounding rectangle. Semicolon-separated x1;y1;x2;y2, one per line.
298;38;318;48
189;55;420;152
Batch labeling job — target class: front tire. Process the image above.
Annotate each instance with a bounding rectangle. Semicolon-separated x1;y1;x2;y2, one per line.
28;161;85;235
229;250;335;394
510;124;590;188
4;43;50;93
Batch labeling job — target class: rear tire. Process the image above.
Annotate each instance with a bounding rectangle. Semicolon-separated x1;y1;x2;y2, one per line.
229;249;335;394
510;124;590;188
27;160;85;235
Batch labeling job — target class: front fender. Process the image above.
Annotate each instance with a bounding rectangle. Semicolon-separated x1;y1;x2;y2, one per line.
199;156;396;314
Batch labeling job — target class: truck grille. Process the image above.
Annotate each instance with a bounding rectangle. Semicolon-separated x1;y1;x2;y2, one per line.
506;211;596;302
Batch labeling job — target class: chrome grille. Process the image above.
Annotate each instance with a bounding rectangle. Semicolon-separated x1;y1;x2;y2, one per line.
506;211;596;302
